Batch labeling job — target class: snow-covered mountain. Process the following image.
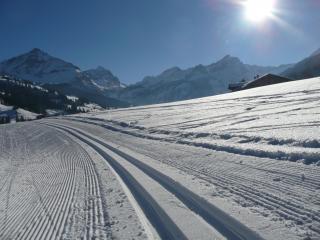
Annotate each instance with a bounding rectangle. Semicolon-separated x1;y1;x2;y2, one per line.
0;48;83;84
115;55;292;105
0;49;126;89
0;49;129;108
83;66;125;90
282;49;320;80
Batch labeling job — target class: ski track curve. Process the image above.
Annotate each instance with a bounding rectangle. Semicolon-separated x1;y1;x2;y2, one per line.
44;121;264;240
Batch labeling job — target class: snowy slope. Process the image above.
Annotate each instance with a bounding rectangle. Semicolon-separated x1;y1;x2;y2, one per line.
16;108;40;120
82;77;320;164
0;103;12;111
0;74;104;116
49;118;320;239
116;55;292;105
50;76;319;239
0;103;39;121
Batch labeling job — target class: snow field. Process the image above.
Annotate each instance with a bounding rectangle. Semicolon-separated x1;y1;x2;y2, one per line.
1;77;319;240
50;114;320;240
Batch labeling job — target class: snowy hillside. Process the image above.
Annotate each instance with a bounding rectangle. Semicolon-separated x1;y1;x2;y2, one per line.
0;103;12;111
0;75;100;116
15;108;40;120
83;77;320;164
115;55;292;105
0;103;39;122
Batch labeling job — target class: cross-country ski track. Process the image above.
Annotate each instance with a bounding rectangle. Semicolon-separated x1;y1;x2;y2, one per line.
44;121;263;240
1;117;319;239
1;78;320;240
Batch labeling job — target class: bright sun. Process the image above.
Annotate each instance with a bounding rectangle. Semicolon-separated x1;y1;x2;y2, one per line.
244;0;275;22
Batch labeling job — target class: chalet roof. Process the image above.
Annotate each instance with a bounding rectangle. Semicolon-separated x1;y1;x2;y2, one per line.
241;74;292;90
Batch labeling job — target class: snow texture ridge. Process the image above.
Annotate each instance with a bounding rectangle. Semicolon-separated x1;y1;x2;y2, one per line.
78;76;320;165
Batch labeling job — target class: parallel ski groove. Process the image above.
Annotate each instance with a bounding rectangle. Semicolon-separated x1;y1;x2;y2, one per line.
62;119;320;237
47;123;188;240
47;122;264;240
0;124;109;240
53;118;320;239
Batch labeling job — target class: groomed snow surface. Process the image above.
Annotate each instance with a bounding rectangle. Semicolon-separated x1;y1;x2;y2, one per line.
0;77;319;239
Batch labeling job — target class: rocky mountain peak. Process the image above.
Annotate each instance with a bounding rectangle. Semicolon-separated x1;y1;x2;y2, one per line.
84;66;123;90
0;48;80;84
216;55;242;65
30;48;44;54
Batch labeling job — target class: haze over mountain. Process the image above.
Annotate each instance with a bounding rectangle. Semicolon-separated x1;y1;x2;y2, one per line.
282;49;320;80
113;55;293;105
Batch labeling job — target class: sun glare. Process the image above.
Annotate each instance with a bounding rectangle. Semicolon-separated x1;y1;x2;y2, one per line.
244;0;275;22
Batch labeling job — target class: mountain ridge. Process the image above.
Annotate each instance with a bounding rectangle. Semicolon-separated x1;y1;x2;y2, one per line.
4;48;320;108
113;54;293;105
0;48;82;84
83;66;125;90
282;49;320;80
0;48;126;90
0;48;130;108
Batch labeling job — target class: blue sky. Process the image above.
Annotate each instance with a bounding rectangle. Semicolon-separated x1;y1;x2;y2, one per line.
0;0;319;83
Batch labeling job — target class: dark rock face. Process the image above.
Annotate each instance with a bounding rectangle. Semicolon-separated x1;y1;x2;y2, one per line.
83;66;123;90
